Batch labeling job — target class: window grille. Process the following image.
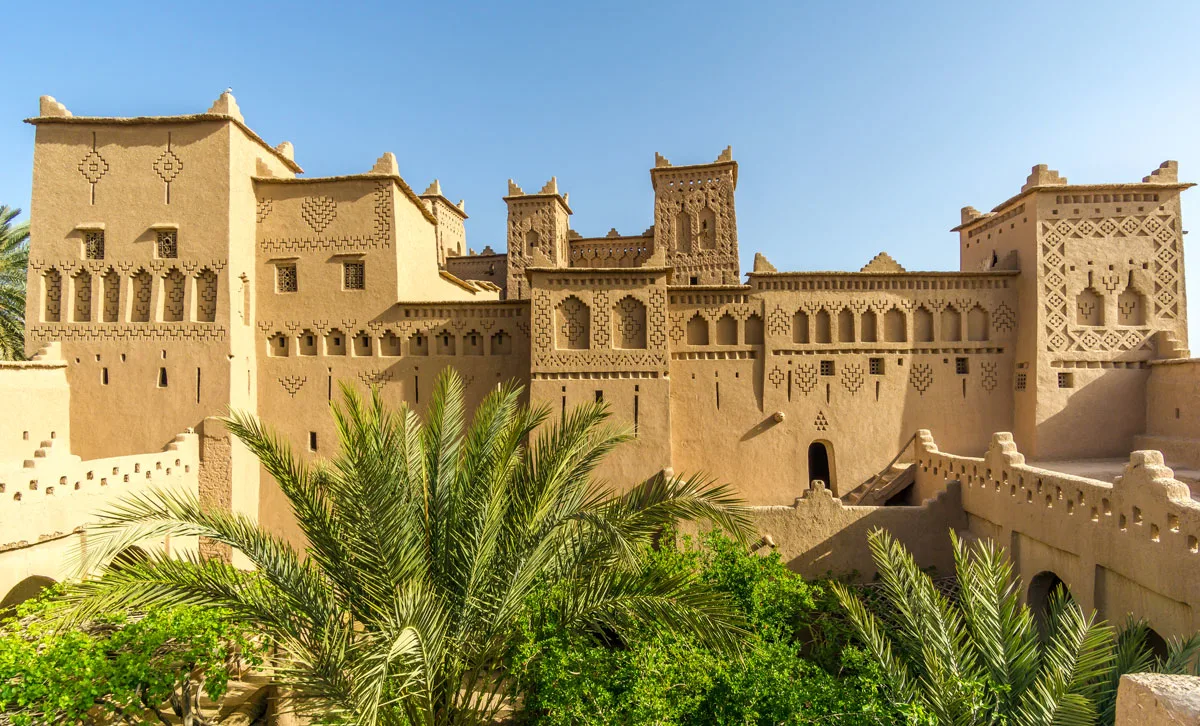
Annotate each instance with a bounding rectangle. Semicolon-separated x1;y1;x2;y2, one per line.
85;231;105;260
344;262;365;290
277;264;298;293
156;230;178;259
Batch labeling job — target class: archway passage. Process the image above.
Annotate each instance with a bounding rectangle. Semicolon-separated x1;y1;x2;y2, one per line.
1028;571;1072;639
808;441;832;490
1;575;56;616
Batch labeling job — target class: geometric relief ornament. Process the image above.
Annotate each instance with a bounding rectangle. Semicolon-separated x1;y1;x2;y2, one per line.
279;375;306;397
909;363;933;395
153;132;183;204
78;132;109;205
302;196;338;233
980;361;997;393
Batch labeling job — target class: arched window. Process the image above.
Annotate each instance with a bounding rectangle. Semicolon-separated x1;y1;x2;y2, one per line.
555;297;590;350
268;332;290;357
196;268;218;323
436;330;457;355
382;331;402;357
967;305;989;341
715;314;738;345
837;308;855;343
490;330;512;355
463;330;484;355
698;207;717;250
814;309;832;344
792;310;809;344
1076;287;1104;326
43;268;62;322
613;296;647;349
884;308;906;342
131;269;152;323
299;329;318;356
744;313;764;344
1118;285;1146;325
914;306;934;342
860;309;877;343
409;332;428;356
353;331;372;356
102;269;121;322
675;209;692;253
72;270;92;322
326;328;347;356
524;228;540;256
686;313;709;345
941;306;962;342
163;268;185;322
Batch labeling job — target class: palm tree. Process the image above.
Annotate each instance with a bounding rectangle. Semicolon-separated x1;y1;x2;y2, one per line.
0;206;30;360
834;529;1200;726
65;370;752;725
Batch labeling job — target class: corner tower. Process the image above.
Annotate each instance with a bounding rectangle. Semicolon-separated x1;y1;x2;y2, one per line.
504;177;571;299
651;147;740;285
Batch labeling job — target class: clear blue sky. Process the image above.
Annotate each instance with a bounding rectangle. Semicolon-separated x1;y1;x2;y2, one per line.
2;1;1197;340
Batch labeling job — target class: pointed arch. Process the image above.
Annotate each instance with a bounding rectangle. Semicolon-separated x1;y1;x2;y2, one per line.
814;309;832;344
837;308;855;343
860;309;878;343
435;329;457;355
556;296;590;350
675;208;693;253
1076;287;1103;326
715;313;738;345
43;268;62;322
744;313;764;344
613;296;647;349
914;305;934;342
326;328;347;356
163;268;185;322
463;329;484;355
196;268;218;323
883;308;906;342
1118;284;1146;325
102;268;121;322
686;313;709;345
967;304;989;341
524;228;540;256
131;269;152;323
409;331;429;356
698;206;717;250
941;306;962;342
72;269;92;322
793;310;809;344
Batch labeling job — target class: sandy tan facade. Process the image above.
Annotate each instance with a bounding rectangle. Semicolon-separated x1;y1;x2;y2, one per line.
6;92;1200;641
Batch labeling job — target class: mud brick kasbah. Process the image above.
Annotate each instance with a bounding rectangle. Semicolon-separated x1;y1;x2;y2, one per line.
4;92;1200;645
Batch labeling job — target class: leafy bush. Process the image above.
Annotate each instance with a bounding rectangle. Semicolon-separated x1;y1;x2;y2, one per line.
0;586;264;725
512;530;899;725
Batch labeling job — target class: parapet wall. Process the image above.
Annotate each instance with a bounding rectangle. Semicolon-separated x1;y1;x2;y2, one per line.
0;343;70;463
914;429;1200;637
1136;357;1200;469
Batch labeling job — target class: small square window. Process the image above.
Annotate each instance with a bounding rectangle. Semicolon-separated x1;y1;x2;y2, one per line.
820;360;835;376
955;357;969;375
276;264;297;293
1015;373;1027;391
1058;372;1074;388
869;357;884;375
689;276;699;285
84;231;105;260
343;261;365;290
156;230;178;259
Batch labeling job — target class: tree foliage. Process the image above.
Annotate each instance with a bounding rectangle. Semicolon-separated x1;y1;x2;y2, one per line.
0;586;262;725
833;528;1200;726
61;370;752;725
511;530;900;725
0;206;29;361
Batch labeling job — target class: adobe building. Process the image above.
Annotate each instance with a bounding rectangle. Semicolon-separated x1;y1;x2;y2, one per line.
7;92;1200;639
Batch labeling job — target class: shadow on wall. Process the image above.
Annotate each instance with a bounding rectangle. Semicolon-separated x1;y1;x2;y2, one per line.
681;482;967;581
1035;367;1149;460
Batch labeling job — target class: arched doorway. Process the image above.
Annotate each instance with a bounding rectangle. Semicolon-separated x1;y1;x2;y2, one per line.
808;441;833;490
1028;571;1072;638
1144;628;1169;662
1;575;56;616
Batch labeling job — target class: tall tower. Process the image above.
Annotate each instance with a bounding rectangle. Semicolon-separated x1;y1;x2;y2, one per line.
503;177;571;299
956;161;1191;459
651;147;740;285
419;179;468;266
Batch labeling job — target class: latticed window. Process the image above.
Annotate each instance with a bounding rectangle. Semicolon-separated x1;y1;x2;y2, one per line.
1058;372;1074;389
156;230;178;259
276;264;298;293
84;231;104;260
1015;373;1027;391
343;262;365;290
956;357;970;375
820;360;835;376
869;357;884;375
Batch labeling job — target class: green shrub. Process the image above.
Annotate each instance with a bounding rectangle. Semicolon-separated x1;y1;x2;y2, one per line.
512;530;899;725
0;586;264;725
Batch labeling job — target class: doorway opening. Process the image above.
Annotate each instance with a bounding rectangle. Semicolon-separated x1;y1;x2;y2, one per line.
808;441;832;490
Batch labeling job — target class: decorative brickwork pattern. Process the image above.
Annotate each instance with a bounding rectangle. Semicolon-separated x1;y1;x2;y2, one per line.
196;269;218;323
796;363;817;395
72;271;91;322
980;361;998;392
279;375;306;397
910;363;933;394
163;269;185;322
814;411;829;432
302;195;338;233
841;363;864;394
261;182;392;253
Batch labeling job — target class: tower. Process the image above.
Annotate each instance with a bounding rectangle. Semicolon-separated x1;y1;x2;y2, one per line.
504;177;571;299
419;179;468;266
650;147;740;285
